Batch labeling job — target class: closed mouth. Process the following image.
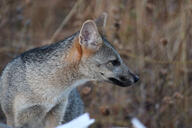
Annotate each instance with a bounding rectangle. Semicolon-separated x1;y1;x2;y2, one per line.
108;77;132;87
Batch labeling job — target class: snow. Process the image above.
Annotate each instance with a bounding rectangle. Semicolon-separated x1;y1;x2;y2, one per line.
56;113;95;128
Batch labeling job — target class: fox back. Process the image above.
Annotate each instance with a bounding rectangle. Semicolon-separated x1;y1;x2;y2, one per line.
0;14;139;128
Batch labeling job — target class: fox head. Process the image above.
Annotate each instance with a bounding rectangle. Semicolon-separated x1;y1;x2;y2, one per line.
73;14;139;87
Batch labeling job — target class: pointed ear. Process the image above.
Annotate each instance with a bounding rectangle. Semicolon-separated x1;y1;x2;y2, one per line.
79;20;102;51
95;12;108;30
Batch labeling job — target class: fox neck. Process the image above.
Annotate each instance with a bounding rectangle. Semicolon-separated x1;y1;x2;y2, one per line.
57;33;98;90
60;64;85;86
59;38;90;88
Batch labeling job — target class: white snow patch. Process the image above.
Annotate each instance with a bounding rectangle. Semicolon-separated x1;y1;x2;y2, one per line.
131;117;146;128
56;113;95;128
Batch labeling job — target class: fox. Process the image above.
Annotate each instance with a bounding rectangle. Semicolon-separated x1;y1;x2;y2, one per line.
0;13;139;128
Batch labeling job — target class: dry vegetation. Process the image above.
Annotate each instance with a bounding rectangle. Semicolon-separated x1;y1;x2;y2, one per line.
0;0;192;128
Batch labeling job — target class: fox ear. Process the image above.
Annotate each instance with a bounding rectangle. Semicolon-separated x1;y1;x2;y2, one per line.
79;20;102;51
95;12;108;29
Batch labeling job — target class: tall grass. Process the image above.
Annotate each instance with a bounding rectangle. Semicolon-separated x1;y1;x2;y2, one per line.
0;0;192;127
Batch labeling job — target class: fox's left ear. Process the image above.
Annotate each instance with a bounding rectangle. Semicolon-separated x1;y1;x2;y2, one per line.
95;12;108;31
79;20;102;51
95;12;108;28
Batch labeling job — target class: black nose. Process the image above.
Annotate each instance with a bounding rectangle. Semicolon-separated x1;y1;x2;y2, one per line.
133;75;139;83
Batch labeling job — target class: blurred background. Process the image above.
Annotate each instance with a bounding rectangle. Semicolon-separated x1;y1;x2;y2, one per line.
0;0;192;128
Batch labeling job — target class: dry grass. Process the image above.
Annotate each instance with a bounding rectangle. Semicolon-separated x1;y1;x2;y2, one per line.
0;0;192;128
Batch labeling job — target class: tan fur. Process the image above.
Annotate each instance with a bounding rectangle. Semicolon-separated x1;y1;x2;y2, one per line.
81;45;97;59
66;37;98;61
66;38;82;63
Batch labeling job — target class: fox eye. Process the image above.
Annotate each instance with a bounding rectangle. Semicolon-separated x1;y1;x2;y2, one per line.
107;59;120;67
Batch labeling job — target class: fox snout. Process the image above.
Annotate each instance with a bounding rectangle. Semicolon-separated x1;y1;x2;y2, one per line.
108;72;139;87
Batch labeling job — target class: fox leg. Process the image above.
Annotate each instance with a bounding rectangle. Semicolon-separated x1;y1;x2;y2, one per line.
43;101;68;128
4;113;14;127
1;101;16;127
63;88;84;123
14;105;45;128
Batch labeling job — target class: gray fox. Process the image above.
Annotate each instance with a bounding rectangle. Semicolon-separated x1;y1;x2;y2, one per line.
0;13;139;128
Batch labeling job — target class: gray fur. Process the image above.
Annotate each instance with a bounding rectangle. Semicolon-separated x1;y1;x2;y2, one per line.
0;32;84;128
63;88;84;123
0;16;139;128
